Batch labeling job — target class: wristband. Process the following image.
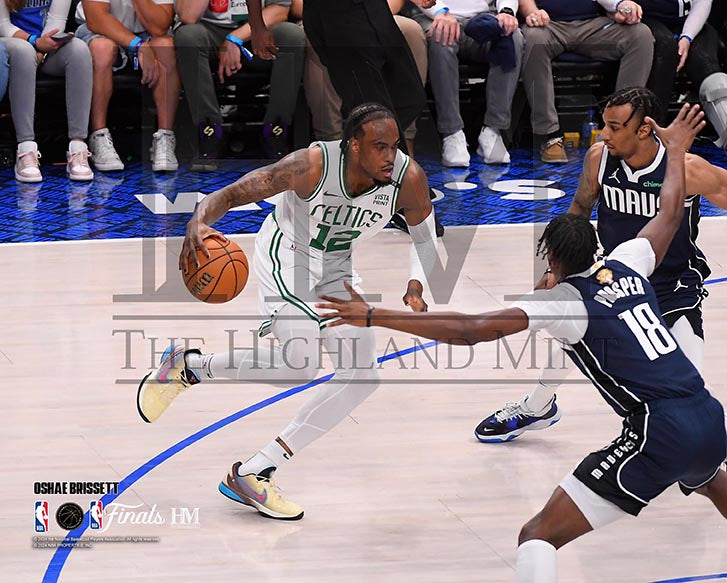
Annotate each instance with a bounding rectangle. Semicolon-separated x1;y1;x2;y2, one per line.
225;34;253;60
129;36;143;53
499;7;515;16
679;34;693;43
366;306;374;328
434;7;449;15
28;34;38;47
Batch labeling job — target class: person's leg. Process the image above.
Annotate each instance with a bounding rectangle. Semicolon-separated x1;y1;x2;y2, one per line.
668;312;705;373
475;345;572;442
149;35;181;131
642;18;677;123
517;473;628;581
521;24;565;137
424;21;464;137
83;35;125;171
174;21;224;127
86;37;117;133
5;36;38;143
259;22;305;126
40;38;94;180
394;14;427;153
0;41;9;102
147;35;181;172
695;469;727;519
687;24;727;149
303;33;344;141
5;37;42;181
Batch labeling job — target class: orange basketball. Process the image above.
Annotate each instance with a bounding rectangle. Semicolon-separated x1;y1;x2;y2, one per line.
183;236;249;303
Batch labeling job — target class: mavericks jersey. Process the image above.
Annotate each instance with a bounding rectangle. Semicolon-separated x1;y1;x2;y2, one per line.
564;258;704;416
596;139;710;312
272;140;409;258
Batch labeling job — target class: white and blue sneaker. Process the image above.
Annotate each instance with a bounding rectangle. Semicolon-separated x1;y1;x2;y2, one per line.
475;397;561;443
136;345;201;423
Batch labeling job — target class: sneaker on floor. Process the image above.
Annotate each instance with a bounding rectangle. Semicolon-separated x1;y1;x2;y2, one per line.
219;462;304;520
441;130;470;167
89;129;124;171
476;126;510;164
150;129;179;172
15;141;42;183
474;397;561;443
136;345;201;423
540;137;568;164
66;141;94;181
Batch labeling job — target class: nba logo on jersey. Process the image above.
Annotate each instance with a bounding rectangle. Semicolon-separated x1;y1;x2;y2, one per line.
89;501;103;530
35;501;48;532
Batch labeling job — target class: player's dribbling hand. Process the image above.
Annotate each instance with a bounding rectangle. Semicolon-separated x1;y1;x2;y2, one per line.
317;281;371;328
644;103;705;153
179;222;228;274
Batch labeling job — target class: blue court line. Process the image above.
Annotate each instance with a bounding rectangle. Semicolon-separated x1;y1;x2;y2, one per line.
650;575;727;583
705;276;727;285
41;340;439;583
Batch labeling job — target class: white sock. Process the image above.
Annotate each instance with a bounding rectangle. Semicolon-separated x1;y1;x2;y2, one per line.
521;381;557;415
516;539;557;583
238;438;292;476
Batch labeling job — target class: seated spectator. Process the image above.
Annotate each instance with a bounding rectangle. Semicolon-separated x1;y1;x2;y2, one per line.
174;0;305;170
1;0;93;182
640;0;727;150
519;0;653;163
411;0;523;167
77;0;180;172
299;0;427;155
0;40;7;101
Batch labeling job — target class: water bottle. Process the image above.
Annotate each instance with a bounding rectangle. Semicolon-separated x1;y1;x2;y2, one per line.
581;110;599;148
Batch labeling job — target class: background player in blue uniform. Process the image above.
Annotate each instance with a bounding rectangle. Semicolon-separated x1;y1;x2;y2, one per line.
318;103;727;582
478;87;727;442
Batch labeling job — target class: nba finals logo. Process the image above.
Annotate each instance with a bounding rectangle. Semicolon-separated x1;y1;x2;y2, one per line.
89;501;103;530
35;501;49;532
596;268;615;285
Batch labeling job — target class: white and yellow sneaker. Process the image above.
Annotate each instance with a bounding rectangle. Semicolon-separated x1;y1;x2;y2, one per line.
136;345;200;423
219;462;304;520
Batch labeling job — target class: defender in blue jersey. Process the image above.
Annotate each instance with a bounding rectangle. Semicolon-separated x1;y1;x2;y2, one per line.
478;87;727;442
318;104;727;582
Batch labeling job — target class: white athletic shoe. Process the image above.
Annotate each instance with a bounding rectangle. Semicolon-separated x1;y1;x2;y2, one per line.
15;141;42;183
66;142;94;181
476;126;511;165
441;130;470;167
150;129;179;172
89;129;124;171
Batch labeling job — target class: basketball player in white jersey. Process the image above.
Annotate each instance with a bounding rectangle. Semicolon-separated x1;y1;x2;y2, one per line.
136;103;439;520
476;87;727;443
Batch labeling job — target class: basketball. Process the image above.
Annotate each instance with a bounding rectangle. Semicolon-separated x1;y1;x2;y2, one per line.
183;236;249;303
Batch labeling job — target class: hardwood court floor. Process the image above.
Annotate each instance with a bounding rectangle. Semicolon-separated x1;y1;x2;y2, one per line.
2;221;726;583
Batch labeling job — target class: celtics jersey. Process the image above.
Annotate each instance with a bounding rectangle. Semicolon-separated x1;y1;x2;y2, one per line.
272;140;410;257
596;140;710;314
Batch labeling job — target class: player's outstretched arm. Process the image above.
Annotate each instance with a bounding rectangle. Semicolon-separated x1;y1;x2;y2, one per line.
180;148;323;272
398;161;436;313
317;282;529;345
687;153;727;210
637;103;705;267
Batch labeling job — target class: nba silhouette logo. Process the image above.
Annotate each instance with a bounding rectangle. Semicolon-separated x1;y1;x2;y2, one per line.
89;501;103;530
35;501;48;532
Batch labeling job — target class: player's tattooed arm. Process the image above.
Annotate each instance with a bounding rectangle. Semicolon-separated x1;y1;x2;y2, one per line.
180;148;322;272
568;143;601;218
687;153;727;210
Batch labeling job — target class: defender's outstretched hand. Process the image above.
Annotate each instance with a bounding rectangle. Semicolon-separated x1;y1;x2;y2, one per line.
645;103;705;152
317;281;371;328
